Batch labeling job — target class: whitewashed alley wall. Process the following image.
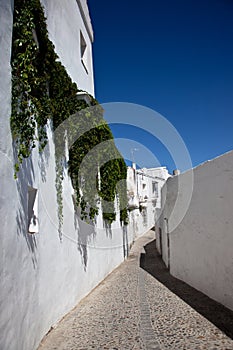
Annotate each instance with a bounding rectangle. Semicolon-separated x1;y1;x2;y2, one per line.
41;0;95;95
157;151;233;311
0;2;153;350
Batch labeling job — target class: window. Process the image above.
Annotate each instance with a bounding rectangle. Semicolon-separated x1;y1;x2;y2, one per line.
80;31;88;74
152;181;158;197
28;187;38;234
80;31;87;58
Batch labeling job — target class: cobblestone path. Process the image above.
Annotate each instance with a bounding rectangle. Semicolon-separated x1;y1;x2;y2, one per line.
38;230;233;350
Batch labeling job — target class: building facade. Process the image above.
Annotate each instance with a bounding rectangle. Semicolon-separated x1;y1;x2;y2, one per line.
127;163;170;243
0;1;168;349
156;151;233;311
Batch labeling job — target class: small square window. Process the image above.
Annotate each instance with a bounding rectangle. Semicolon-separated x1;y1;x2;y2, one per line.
80;31;88;74
80;31;87;58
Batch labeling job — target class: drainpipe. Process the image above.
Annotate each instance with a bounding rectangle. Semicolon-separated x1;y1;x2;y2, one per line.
164;217;170;270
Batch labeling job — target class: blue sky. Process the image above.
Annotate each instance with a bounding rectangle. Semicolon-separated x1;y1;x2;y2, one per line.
88;0;233;173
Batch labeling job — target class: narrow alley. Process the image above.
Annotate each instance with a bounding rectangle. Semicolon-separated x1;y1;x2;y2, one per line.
38;231;233;350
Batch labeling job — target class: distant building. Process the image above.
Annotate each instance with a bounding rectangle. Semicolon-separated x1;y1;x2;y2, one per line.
127;163;170;241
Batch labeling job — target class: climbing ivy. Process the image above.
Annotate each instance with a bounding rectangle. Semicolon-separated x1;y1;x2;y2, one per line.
11;0;128;231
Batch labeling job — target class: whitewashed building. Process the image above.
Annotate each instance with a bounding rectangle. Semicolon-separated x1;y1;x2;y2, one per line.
156;151;233;311
0;1;168;349
0;2;100;350
127;163;170;243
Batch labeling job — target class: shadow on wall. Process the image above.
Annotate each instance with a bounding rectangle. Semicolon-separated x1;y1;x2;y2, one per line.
15;152;38;268
104;219;129;259
104;220;113;238
39;139;50;183
122;225;129;258
73;205;96;271
73;201;129;268
140;239;233;340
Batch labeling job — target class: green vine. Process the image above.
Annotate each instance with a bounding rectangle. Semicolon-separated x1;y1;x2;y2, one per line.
11;0;128;232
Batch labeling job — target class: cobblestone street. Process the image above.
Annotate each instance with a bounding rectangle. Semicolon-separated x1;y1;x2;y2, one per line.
38;230;233;350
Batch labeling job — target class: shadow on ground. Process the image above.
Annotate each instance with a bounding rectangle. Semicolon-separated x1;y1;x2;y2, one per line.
140;239;233;340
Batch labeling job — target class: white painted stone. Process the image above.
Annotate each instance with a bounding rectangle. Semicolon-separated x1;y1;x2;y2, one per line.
0;2;162;349
157;151;233;311
40;0;95;95
127;165;170;244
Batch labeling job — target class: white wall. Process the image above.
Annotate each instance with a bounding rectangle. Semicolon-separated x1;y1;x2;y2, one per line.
0;2;153;349
0;2;23;350
41;0;95;95
157;151;233;311
127;166;170;244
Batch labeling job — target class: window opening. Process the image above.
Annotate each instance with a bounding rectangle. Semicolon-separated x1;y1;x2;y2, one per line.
80;31;88;74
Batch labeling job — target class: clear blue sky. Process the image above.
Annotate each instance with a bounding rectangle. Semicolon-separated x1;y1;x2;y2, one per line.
88;0;233;173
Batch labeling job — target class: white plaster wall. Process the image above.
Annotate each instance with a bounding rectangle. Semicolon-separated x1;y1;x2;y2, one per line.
77;0;94;40
37;131;126;342
155;173;176;265
158;151;233;311
146;167;170;208
126;166;170;244
0;2;120;349
0;0;176;348
41;0;95;96
0;85;127;350
0;2;33;349
0;2;154;349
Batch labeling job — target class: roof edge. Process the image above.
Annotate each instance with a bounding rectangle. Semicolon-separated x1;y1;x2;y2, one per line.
76;0;94;42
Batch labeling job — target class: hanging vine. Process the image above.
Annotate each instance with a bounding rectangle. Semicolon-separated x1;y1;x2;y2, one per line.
11;0;128;232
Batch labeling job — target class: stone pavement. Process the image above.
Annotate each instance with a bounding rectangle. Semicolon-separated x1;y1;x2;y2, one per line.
38;230;233;350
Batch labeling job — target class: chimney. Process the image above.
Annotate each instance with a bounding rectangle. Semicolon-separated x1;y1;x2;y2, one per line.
132;162;136;170
173;169;180;176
